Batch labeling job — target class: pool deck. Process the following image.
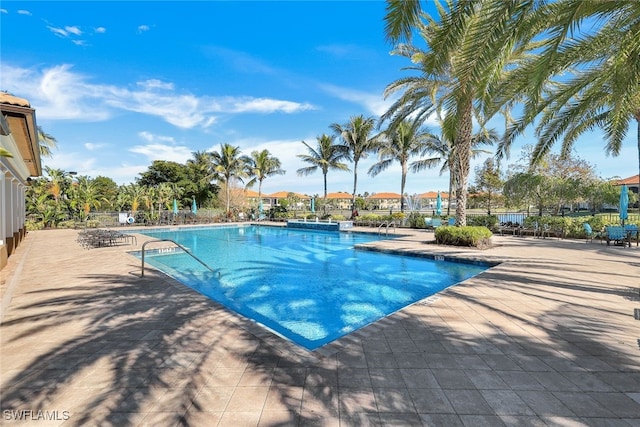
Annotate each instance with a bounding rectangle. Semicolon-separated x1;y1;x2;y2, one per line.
1;224;639;426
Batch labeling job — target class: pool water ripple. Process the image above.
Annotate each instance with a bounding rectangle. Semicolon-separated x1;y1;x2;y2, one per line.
132;225;488;350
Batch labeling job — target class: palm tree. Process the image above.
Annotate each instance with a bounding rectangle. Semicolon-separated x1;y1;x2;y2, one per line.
71;176;107;221
210;143;250;216
411;123;497;215
330;115;376;215
498;0;640;213
368;119;430;212
123;183;146;213
37;126;58;158
296;134;350;215
246;149;286;204
383;0;538;225
187;150;217;207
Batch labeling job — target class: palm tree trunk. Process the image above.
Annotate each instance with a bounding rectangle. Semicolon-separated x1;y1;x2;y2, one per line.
352;161;358;214
323;172;328;215
454;101;473;226
447;178;453;216
400;161;407;212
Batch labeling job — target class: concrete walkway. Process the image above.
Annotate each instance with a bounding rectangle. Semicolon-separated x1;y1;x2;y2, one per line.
1;226;639;426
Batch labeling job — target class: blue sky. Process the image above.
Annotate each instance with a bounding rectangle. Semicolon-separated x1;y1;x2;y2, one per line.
1;1;637;196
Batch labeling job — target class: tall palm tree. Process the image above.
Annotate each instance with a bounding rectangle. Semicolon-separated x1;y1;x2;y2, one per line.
383;0;538;225
368;119;430;212
296;134;350;214
330;115;376;214
37;126;58;158
498;0;640;213
246;149;286;203
210;143;250;215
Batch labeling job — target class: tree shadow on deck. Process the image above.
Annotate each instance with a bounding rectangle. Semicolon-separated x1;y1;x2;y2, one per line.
1;246;640;426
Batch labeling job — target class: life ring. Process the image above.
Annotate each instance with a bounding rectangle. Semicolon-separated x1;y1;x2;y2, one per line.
127;216;135;224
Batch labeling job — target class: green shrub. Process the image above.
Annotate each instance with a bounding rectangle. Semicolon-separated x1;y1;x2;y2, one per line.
26;220;44;231
435;226;493;248
406;212;426;229
467;215;499;229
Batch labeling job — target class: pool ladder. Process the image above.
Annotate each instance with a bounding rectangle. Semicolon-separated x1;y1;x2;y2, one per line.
378;221;396;236
140;239;216;278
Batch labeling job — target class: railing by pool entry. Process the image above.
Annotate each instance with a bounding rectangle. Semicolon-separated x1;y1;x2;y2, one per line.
378;221;396;235
140;239;216;278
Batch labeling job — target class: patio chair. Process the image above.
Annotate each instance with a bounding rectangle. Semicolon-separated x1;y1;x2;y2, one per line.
605;225;629;247
431;218;443;228
624;224;639;246
583;223;603;244
447;217;456;226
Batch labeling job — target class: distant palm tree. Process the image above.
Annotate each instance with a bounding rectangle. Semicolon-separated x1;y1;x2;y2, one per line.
330;115;376;214
296;134;350;214
37;126;58;158
411;122;497;215
210;143;250;215
368;119;430;212
187;150;216;207
246;149;286;204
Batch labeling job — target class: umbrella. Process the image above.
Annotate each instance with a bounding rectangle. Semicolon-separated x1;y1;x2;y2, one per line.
435;191;442;216
192;198;197;215
310;197;315;213
619;184;629;225
173;199;178;215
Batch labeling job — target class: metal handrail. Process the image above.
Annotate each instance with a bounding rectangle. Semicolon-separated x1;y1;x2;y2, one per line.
140;239;216;277
378;221;396;235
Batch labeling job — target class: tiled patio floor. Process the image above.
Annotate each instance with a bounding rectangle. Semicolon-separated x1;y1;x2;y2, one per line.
1;226;639;426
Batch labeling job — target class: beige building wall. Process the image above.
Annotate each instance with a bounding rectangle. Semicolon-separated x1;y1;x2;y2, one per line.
1;94;42;270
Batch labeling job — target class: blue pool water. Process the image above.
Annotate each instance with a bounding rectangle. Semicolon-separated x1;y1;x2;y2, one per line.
132;225;488;350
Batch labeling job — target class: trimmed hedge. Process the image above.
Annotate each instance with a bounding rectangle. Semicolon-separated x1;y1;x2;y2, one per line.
435;226;493;248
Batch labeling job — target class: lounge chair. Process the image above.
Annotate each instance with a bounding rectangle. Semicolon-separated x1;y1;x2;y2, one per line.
447;217;456;226
583;223;602;244
605;225;629;247
624;224;639;246
431;218;442;228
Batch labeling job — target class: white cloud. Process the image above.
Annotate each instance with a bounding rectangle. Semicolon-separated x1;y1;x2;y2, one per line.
129;143;193;163
137;131;176;144
47;26;69;37
137;79;174;91
1;63;319;130
228;97;315;114
95;27;106;34
17;10;31;16
1;9;8;14
65;25;82;36
318;83;393;117
84;142;107;151
137;25;150;33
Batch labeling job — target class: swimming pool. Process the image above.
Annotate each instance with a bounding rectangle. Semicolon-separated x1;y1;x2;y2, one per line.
132;225;488;350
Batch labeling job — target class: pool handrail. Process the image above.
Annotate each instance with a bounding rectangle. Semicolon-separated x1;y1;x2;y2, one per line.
378;221;396;235
140;239;216;278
